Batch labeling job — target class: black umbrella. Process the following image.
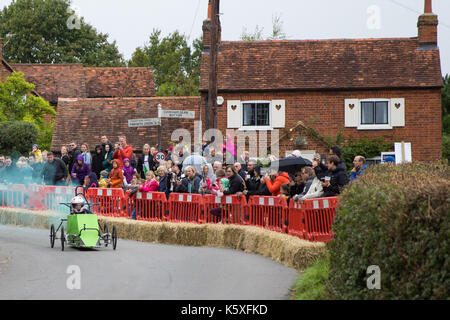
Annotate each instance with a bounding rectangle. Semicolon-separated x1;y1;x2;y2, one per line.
270;156;313;175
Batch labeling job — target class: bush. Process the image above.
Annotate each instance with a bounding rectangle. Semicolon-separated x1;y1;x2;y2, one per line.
341;137;393;172
327;162;450;299
0;121;38;156
443;134;450;162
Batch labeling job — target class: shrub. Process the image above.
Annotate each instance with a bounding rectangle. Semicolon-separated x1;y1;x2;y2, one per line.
443;134;450;162
327;162;450;300
0;121;38;156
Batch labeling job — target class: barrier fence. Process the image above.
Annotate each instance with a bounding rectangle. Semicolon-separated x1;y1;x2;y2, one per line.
0;183;338;243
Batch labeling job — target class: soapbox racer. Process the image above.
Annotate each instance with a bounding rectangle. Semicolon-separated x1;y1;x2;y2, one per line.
49;188;117;251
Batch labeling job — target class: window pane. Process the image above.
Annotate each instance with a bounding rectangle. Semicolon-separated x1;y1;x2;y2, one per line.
256;103;270;126
375;102;388;124
361;102;374;124
243;103;255;126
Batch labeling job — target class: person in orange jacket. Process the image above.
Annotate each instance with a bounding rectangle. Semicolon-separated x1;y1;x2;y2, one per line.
265;170;290;196
112;136;134;169
107;160;124;188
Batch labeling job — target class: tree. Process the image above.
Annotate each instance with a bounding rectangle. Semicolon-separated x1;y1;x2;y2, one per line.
0;72;55;150
241;13;287;41
442;74;450;134
0;0;124;66
129;29;203;96
0;121;38;156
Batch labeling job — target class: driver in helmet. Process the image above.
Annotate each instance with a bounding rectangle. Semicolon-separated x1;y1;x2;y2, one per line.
71;195;91;214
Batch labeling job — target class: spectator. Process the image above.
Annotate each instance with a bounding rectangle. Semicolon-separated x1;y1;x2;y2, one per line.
28;155;43;184
234;162;247;181
30;144;43;163
0;156;4;182
244;165;271;199
293;166;324;202
102;143;113;173
289;171;305;199
137;144;153;179
100;136;114;157
107;160;124;188
112;135;133;169
98;170;109;188
83;172;99;192
182;151;207;175
140;171;159;192
313;153;328;180
222;165;246;195
71;154;90;186
239;151;250;171
81;143;91;167
199;164;213;195
265;169;290;197
42;152;68;186
122;158;137;186
215;169;229;193
206;147;218;164
350;156;367;182
91;145;104;179
2;157;16;183
157;166;170;199
279;184;290;201
175;166;201;194
213;161;223;174
17;157;34;185
166;146;174;162
321;155;348;197
61;146;70;168
329;146;347;173
222;134;236;164
68;142;82;174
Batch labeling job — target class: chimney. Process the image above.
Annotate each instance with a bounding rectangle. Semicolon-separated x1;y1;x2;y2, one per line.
202;0;212;52
418;0;438;47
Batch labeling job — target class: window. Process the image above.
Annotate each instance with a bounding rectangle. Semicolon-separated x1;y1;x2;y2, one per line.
361;101;388;125
242;102;270;127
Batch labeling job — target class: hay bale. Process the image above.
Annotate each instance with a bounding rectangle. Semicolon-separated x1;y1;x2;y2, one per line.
2;209;327;271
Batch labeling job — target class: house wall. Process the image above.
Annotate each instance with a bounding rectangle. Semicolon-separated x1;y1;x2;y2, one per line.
201;88;442;162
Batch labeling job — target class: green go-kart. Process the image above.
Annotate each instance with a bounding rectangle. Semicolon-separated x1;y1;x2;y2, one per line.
49;188;117;251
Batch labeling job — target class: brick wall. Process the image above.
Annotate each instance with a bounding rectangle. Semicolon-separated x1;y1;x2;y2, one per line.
52;97;201;153
201;88;442;162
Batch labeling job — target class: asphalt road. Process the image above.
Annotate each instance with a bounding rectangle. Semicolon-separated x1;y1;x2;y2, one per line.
0;225;298;300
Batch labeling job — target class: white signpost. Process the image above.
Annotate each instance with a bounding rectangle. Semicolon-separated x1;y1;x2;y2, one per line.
159;110;195;119
394;142;412;164
128;118;161;128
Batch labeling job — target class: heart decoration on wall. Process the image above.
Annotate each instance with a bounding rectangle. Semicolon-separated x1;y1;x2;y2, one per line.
231;105;237;111
349;104;355;110
395;103;401;109
276;105;282;111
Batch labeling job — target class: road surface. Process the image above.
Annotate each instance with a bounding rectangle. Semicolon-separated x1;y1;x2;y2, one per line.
0;225;298;300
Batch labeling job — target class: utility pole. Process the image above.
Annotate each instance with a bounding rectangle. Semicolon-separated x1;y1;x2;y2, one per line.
208;0;220;129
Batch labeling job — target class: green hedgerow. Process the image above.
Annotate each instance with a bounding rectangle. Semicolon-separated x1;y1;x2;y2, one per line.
327;162;450;300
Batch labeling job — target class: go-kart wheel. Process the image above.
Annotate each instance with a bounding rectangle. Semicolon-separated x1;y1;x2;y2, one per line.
112;225;117;250
61;226;65;252
50;224;56;248
103;223;109;247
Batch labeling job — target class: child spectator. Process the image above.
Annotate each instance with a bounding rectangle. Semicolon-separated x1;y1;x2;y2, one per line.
30;144;43;163
140;171;159;192
279;183;291;202
71;154;90;186
98;170;109;188
122;158;136;185
107;160;124;188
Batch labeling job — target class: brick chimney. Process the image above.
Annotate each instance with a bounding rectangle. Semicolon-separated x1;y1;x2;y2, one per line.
418;0;438;47
202;0;212;52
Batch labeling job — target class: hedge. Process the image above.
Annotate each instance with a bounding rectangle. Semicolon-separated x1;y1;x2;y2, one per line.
327;162;450;299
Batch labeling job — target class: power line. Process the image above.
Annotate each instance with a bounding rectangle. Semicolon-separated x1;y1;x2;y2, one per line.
188;0;202;41
387;0;450;29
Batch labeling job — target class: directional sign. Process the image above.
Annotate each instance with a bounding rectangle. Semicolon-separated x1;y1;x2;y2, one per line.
128;118;161;127
154;152;166;163
159;110;195;119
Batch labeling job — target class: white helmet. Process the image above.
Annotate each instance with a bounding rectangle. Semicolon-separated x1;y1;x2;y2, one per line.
71;196;85;214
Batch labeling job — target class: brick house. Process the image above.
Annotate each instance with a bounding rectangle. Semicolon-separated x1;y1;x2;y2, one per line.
200;0;443;162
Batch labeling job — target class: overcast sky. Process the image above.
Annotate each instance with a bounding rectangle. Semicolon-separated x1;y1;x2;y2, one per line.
1;0;449;75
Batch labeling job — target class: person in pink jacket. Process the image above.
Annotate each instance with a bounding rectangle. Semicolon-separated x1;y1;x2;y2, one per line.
140;171;159;192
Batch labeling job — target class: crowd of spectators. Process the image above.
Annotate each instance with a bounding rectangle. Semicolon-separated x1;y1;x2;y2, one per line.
0;135;373;207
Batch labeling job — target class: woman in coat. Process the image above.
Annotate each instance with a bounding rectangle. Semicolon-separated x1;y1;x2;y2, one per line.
71;154;90;186
102;144;113;173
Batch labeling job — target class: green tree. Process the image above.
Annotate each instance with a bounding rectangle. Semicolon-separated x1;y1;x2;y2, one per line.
129;29;202;96
0;121;38;156
0;0;124;66
0;72;55;150
442;74;450;134
241;13;287;41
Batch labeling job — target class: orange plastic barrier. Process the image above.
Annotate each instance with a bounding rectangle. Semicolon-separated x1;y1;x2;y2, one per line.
0;184;27;209
248;196;288;233
167;193;203;223
25;184;47;210
287;200;306;239
203;194;248;225
302;197;338;243
39;185;75;213
129;191;167;222
85;188;125;218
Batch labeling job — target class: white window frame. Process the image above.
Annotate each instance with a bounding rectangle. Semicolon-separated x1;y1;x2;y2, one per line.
357;98;392;130
239;100;273;131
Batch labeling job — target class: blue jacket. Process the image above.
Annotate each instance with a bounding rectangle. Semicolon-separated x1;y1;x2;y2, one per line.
350;165;367;182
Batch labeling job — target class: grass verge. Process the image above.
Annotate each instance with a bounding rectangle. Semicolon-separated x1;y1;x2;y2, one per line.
291;253;330;300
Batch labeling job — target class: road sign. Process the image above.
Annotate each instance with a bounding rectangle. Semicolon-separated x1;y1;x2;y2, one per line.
159;110;195;119
128;118;161;127
154;152;166;163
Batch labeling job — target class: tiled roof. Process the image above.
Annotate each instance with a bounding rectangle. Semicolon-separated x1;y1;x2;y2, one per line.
10;64;156;104
200;38;442;92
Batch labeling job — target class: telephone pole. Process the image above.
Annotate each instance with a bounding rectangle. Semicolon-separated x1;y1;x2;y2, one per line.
208;0;220;129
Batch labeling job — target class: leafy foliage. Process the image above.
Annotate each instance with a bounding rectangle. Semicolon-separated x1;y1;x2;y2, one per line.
327;162;450;299
341;137;394;172
0;0;124;66
241;13;287;41
0;121;38;155
443;134;450;162
129;29;202;96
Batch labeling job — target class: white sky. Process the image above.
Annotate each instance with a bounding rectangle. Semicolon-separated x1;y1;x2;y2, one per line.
1;0;449;75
